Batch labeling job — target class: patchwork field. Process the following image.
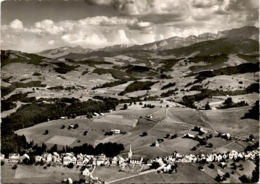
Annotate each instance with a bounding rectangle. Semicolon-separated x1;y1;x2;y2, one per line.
45;136;77;146
93;115;138;127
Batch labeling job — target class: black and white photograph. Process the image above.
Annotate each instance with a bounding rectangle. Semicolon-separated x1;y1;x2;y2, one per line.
1;0;259;183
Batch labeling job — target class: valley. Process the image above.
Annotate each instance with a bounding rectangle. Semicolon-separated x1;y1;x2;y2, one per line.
1;26;259;184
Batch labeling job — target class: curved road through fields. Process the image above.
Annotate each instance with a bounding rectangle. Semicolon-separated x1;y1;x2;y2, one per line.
165;107;218;134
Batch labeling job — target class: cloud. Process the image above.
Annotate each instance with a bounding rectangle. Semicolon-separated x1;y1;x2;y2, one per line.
48;40;55;45
10;19;24;30
190;0;221;8
85;0;114;6
127;20;153;30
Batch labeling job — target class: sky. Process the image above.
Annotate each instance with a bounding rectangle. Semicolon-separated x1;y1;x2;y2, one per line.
1;0;259;53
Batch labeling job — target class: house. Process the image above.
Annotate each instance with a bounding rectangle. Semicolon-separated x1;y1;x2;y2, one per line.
77;159;84;166
93;112;99;117
111;129;121;134
71;156;77;164
9;153;20;163
229;150;238;160
35;155;42;163
20;153;30;162
183;133;195;139
1;154;5;160
96;154;106;166
63;156;72;165
111;157;118;166
199;127;207;134
46;154;52;163
82;168;90;176
155;140;160;147
163;164;172;173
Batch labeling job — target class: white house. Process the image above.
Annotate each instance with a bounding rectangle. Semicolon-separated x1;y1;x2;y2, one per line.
111;129;121;134
183;133;195;139
93;112;99;117
1;154;5;160
63;156;72;165
35;155;42;163
8;153;20;163
82;168;90;176
20;153;30;162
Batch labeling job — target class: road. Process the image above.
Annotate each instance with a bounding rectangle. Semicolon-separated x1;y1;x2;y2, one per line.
196;110;218;133
106;164;165;184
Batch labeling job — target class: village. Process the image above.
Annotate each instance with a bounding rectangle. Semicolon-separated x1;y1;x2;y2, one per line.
2;143;259;184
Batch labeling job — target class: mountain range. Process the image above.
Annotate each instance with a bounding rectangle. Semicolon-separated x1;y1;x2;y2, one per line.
39;26;259;59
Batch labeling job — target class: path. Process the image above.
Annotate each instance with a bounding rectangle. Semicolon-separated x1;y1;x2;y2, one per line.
107;164;165;184
1;101;26;118
196;110;218;133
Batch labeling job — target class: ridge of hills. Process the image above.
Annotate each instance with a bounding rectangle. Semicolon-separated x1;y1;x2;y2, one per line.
38;26;259;59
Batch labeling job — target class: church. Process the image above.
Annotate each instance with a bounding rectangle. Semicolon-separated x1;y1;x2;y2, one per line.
128;145;143;165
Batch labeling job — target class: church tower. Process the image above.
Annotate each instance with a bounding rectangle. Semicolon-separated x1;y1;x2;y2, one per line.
128;144;132;158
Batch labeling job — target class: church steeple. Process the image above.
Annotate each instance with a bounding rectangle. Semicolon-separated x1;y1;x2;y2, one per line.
128;144;132;158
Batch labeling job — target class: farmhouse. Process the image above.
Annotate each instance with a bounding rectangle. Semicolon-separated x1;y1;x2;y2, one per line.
93;112;99;116
8;153;20;163
155;140;160;147
1;153;5;160
183;133;195;139
63;156;72;165
111;129;121;134
20;153;30;162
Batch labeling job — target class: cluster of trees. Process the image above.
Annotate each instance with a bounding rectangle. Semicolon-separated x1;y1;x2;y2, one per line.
161;82;176;90
158;58;182;72
218;98;248;109
1;100;17;112
243;101;259;120
143;104;155;108
1;81;46;97
182;84;258;109
64;142;125;158
160;89;178;98
92;80;128;90
53;62;79;74
194;63;259;83
119;81;157;96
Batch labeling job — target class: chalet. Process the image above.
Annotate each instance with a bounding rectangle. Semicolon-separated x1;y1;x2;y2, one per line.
111;156;118;166
71;156;77;164
183;133;195;139
1;153;5;160
77;158;84;166
96;154;106;166
163;164;172;173
111;129;121;134
35;155;42;163
82;168;90;176
9;153;20;163
229;150;238;160
20;153;30;162
63;156;72;165
155;140;160;147
93;112;99;117
61;116;67;120
199;127;207;134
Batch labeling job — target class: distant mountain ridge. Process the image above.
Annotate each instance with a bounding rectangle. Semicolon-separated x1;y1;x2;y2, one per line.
38;26;259;58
